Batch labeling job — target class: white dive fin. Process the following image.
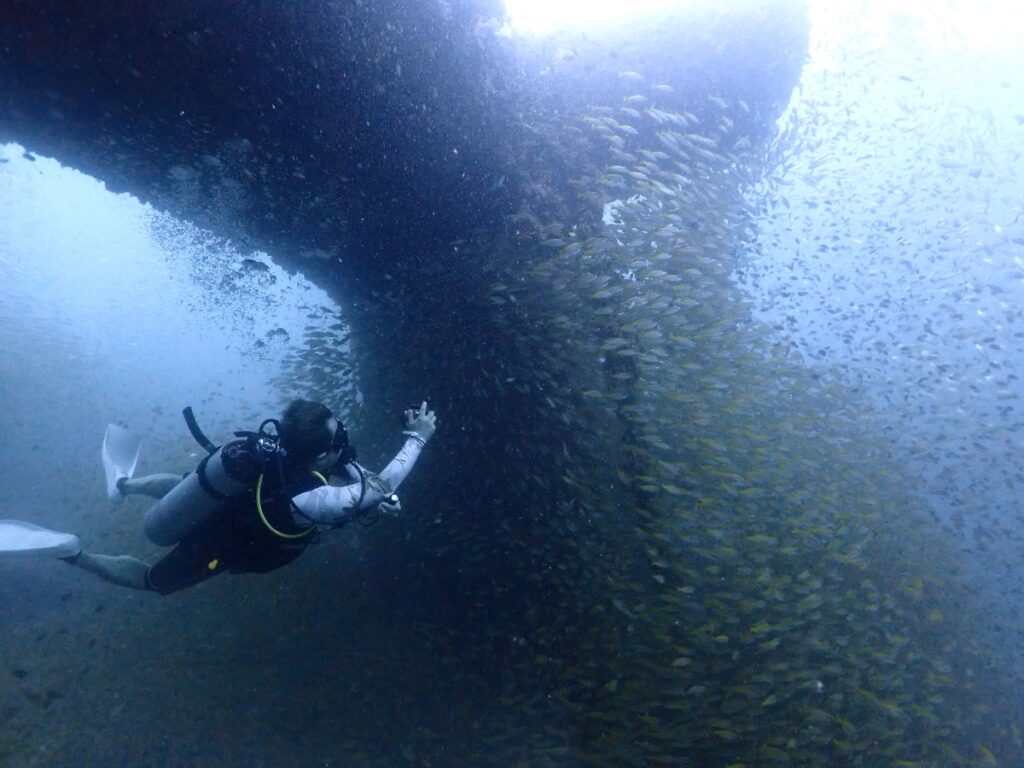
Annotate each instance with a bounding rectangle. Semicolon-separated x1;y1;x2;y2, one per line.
0;520;81;559
102;424;142;503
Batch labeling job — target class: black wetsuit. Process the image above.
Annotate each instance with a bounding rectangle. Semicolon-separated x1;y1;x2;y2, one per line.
147;459;325;595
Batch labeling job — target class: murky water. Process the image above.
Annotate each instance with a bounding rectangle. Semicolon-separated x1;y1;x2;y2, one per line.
2;2;1023;766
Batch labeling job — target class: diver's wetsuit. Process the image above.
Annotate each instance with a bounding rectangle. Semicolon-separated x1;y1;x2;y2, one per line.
146;435;427;594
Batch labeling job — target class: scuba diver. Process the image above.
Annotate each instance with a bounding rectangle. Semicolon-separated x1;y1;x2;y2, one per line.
0;399;437;594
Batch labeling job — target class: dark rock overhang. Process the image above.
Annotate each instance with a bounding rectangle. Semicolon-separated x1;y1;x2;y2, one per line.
0;0;807;279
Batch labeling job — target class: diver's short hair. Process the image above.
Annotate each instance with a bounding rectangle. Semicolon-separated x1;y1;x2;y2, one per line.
280;399;333;462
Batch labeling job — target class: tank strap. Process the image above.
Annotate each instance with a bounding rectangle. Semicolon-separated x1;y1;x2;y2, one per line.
194;454;236;502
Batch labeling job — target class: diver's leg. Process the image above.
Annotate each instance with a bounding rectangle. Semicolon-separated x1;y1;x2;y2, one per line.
62;551;152;591
120;473;183;499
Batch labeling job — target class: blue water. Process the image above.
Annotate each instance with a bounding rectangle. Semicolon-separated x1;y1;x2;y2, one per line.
2;2;1024;766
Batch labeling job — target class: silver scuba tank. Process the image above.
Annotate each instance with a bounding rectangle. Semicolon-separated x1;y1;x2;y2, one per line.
143;439;261;546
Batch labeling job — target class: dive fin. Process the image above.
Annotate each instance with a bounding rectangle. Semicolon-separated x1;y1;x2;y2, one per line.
0;520;81;559
103;424;141;503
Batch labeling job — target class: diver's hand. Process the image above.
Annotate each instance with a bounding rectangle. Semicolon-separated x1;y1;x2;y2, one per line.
402;401;437;443
378;494;402;517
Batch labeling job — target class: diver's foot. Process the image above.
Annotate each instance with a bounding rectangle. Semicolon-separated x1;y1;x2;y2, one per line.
50;533;81;560
59;542;83;563
108;476;128;504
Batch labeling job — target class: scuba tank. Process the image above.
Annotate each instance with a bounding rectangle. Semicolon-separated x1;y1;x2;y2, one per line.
143;409;288;546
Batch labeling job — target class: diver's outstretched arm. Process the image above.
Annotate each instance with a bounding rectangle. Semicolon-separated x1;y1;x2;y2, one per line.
291;436;426;523
291;402;437;525
62;551;153;591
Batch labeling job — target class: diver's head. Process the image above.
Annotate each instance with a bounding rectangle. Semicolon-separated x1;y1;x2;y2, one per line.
280;399;334;463
280;399;352;470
